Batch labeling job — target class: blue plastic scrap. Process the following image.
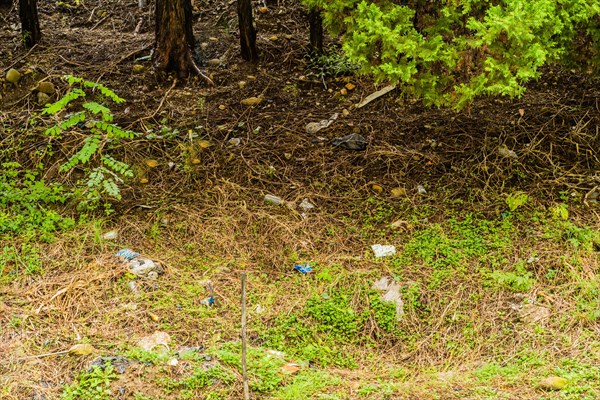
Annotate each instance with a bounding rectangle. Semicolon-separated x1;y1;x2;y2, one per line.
294;263;313;274
116;249;140;260
200;297;215;306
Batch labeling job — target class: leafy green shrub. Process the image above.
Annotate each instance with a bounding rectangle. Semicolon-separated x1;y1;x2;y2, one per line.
0;162;74;241
43;75;137;209
61;364;118;400
305;0;599;107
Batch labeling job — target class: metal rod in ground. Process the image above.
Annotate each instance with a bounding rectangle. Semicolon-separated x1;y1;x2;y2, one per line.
241;272;250;400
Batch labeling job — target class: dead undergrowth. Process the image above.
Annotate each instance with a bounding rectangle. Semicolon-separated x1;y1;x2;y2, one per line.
1;0;600;399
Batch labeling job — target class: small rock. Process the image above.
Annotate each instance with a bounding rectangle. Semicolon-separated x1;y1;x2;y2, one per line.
258;6;269;13
332;133;367;150
238;80;247;89
390;187;406;198
207;58;221;67
37;92;51;105
342;109;350;117
6;68;21;84
519;303;550;325
372;184;383;193
132;64;144;73
299;198;315;211
200;42;209;50
340;88;348;96
37;81;55;94
539;376;568;391
241;96;263;106
228;137;241;146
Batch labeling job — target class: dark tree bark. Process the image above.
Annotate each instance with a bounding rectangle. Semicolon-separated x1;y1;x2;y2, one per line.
308;8;323;55
237;0;258;62
19;0;40;48
154;0;197;78
0;0;13;8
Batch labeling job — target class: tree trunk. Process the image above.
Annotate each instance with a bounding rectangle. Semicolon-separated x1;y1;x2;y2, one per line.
154;0;196;78
308;8;323;55
237;0;258;62
19;0;40;48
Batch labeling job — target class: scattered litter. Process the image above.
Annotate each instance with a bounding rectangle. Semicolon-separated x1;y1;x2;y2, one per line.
148;312;160;322
390;187;406;198
305;113;338;134
116;249;164;278
127;281;138;293
266;350;286;358
372;276;404;320
200;297;215;306
264;194;284;205
498;144;518;159
254;304;265;314
356;84;396;108
281;363;300;374
228;137;241;146
526;257;540;264
102;230;118;240
371;244;396;258
137;331;171;352
89;356;129;374
116;249;139;260
68;343;96;357
294;263;313;274
167;358;179;366
299;198;315;212
332;133;367;150
538;376;568;391
417;184;427;195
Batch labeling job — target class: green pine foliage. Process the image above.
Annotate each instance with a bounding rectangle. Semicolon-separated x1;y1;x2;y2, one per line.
42;75;136;209
304;0;599;108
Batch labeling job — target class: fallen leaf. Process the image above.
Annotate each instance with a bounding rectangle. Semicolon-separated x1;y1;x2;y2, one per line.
145;159;158;168
281;363;300;374
390;187;406;198
68;343;95;356
197;140;211;149
241;96;263;106
539;376;568;391
372;184;383;193
345;83;356;91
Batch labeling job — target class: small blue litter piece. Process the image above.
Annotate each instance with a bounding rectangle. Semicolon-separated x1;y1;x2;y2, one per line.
200;297;215;306
116;249;140;260
294;263;313;274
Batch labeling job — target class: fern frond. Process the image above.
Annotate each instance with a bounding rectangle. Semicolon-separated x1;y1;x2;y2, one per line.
43;88;86;115
82;80;125;104
60;135;101;172
101;155;133;177
101;178;121;199
94;122;136;139
82;102;113;122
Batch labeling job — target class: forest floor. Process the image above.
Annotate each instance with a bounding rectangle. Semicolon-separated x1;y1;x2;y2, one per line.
1;1;600;399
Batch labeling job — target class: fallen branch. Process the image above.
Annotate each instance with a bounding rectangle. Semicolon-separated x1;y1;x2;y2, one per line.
356;84;396;108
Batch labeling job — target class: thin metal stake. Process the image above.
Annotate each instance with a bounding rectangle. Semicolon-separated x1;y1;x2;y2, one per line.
241;272;250;400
